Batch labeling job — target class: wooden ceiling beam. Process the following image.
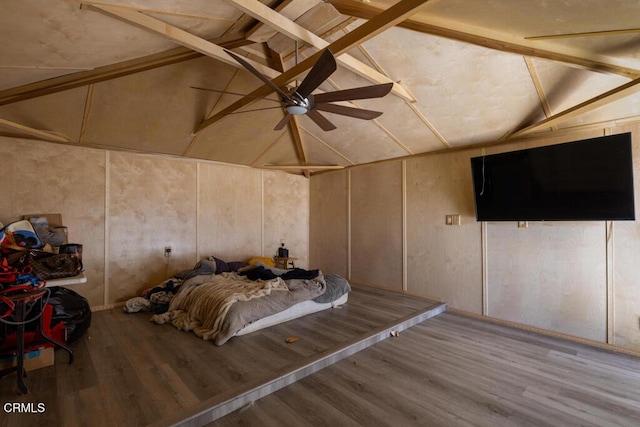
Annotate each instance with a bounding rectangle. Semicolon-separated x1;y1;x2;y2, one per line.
0;35;251;107
524;58;553;119
0;117;73;143
262;164;344;170
227;0;416;102
0;47;196;106
526;28;640;41
78;1;240;22
289;116;310;178
269;53;310;178
510;76;640;137
328;0;640;79
246;0;321;43
86;4;281;78
195;0;433;134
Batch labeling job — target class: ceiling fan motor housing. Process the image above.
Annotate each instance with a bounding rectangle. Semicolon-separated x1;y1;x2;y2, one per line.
285;93;313;115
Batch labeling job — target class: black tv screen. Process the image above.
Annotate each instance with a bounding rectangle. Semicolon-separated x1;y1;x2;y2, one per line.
470;133;635;221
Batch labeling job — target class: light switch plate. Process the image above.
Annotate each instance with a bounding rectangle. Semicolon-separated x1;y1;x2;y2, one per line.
446;214;461;226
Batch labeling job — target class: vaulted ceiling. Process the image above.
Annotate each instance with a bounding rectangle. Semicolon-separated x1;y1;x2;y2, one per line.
2;0;640;175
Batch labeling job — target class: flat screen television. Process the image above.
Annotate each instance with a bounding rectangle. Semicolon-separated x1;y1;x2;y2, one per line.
470;133;635;221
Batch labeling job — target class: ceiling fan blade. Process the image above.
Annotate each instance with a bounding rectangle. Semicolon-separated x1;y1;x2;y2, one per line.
224;49;293;102
274;113;292;130
190;86;281;103
313;82;394;103
295;49;337;99
314;103;383;120
306;109;337;131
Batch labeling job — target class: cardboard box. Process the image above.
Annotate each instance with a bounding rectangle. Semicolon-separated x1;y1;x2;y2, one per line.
22;213;63;227
0;347;54;372
22;213;67;246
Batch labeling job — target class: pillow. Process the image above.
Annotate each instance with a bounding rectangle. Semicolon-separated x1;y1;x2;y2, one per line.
228;261;248;272
237;261;263;273
211;257;230;273
247;256;275;267
210;256;248;273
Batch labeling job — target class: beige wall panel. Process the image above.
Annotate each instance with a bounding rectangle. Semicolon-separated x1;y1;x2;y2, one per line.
528;59;637;129
612;124;640;349
85;58;234;156
561;98;640;130
309;170;348;277
487;129;605;155
0;87;88;142
487;222;606;342
250;132;301;168
1;0;182;70
350;161;403;290
92;0;243;22
301;129;355;166
325;57;445;155
302;117;408;165
406;151;483;312
188;72;286;165
0;137;106;307
108;152;197;303
189;104;287;165
359;26;544;146
198;163;262;262
263;171;310;269
421;0;640;42
0;138;311;309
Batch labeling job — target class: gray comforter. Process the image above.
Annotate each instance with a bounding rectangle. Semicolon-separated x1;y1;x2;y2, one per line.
152;271;327;345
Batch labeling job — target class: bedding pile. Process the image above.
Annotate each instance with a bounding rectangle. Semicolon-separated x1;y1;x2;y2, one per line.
125;257;349;345
124;257;351;345
153;270;328;345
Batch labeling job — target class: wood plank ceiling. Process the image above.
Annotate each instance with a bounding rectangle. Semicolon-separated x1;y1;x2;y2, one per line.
1;0;640;174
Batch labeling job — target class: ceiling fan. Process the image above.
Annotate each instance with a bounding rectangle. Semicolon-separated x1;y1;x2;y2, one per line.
194;49;393;131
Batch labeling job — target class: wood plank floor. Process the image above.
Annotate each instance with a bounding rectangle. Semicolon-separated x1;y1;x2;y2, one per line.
211;312;640;427
0;285;442;427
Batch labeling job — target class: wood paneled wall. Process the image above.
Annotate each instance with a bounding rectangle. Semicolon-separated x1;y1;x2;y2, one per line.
486;222;606;341
0;139;107;307
612;122;640;349
350;162;404;291
5;123;640;352
310;125;640;352
309;170;348;278
0;137;310;308
406;149;483;312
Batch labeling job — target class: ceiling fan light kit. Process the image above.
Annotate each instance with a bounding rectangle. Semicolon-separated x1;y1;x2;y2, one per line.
284;93;312;115
285;105;308;115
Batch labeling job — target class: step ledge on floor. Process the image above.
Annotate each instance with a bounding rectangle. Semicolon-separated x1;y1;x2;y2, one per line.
149;301;447;427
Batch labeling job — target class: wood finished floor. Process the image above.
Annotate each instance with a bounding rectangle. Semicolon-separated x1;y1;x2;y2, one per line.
211;312;640;427
0;285;440;427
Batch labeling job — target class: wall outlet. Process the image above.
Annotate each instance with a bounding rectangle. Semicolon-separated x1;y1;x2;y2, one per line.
445;214;461;226
517;221;529;228
164;246;172;257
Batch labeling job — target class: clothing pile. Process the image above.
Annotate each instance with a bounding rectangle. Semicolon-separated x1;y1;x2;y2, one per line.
123;257;221;314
